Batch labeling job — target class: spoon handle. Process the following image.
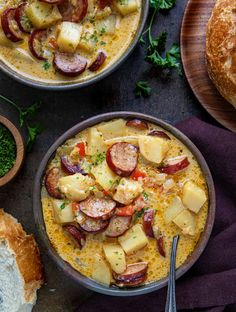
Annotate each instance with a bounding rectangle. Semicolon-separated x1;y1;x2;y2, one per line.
165;235;179;312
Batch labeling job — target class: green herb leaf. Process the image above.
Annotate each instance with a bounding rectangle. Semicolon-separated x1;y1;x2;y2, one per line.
150;31;167;54
150;0;176;10
42;60;51;71
26;123;43;152
60;202;66;210
92;152;106;166
0;95;43;152
19;101;41;127
134;81;151;98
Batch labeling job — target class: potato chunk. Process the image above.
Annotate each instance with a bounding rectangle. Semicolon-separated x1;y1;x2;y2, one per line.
182;181;207;213
52;199;74;223
103;244;126;274
164;196;185;224
91;160;119;191
113;178;143;205
114;0;138;16
92;254;111;285
26;1;61;29
86;127;106;156
173;210;196;236
138;136;170;164
57;22;82;53
118;224;148;255
95;15;116;35
97;119;126;140
104;136;139;146
58;173;94;201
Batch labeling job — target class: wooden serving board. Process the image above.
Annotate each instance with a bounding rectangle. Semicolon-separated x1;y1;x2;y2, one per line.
181;0;236;133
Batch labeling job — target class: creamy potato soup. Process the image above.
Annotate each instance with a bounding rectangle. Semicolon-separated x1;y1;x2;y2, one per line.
0;0;141;83
42;118;209;287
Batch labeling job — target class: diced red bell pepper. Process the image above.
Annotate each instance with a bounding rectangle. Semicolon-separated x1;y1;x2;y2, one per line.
131;169;147;181
98;0;112;9
72;202;80;213
116;205;135;216
76;142;86;157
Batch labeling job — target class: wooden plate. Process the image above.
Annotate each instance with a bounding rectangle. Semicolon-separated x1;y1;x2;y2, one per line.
181;0;236;133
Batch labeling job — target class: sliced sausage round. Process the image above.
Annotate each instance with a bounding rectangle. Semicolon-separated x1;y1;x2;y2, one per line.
58;0;88;23
157;235;166;257
148;130;171;140
28;29;47;60
160;156;190;174
113;262;148;286
1;8;23;42
143;209;155;238
106;142;138;177
45;167;63;199
15;3;32;33
63;224;86;249
61;156;87;175
88;51;107;72
126;119;148;130
76;212;109;233
105;215;131;237
79;196;116;220
53;52;87;77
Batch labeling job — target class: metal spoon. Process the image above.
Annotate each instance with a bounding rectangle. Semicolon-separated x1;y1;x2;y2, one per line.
165;235;179;312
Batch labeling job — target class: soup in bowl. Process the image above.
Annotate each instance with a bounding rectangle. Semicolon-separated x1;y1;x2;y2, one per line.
0;0;148;88
34;113;215;295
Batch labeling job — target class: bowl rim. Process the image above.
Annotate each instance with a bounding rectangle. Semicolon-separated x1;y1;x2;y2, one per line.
0;115;25;187
0;1;149;91
33;111;216;296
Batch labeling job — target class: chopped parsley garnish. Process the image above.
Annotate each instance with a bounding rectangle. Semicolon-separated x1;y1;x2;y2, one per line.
42;60;51;71
134;81;151;98
60;202;66;210
135;0;181;97
92;152;106;165
142;191;149;201
0;124;16;177
100;41;106;46
0;95;42;152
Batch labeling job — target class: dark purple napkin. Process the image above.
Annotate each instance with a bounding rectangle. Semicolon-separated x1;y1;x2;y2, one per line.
77;118;236;312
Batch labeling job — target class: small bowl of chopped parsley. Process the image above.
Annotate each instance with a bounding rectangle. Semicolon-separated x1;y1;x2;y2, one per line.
0;115;24;186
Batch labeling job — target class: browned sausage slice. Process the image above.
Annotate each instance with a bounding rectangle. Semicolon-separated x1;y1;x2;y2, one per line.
148;130;171;140
143;209;155;238
126;119;148;130
106;142;138;177
79;196;116;220
58;0;88;23
105;215;131;237
63;224;86;249
113;262;148;286
116;275;147;287
53;52;87;77
160;156;190;174
29;29;47;60
45;167;63;199
88;51;107;72
15;3;33;33
76;212;109;233
1;8;23;42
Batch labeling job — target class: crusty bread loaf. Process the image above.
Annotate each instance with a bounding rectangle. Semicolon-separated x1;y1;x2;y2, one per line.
0;209;43;312
206;0;236;108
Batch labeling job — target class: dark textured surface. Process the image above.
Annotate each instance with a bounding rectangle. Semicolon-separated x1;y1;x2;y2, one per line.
0;1;223;311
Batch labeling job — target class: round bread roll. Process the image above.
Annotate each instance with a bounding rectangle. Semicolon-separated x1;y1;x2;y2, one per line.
0;209;43;312
206;0;236;108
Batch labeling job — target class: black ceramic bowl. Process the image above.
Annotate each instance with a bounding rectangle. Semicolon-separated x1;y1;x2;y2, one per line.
33;112;216;296
0;2;149;90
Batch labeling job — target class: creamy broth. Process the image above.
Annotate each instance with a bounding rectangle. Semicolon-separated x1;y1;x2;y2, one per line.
42;119;209;286
0;0;141;83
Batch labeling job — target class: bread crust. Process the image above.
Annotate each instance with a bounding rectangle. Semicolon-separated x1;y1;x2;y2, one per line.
0;209;43;303
206;0;236;108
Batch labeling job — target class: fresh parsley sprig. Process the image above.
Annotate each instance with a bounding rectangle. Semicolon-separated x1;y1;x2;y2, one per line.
136;0;181;97
0;95;42;152
135;81;151;97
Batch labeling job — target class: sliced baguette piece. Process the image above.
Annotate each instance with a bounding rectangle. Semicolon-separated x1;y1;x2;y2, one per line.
0;209;43;312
